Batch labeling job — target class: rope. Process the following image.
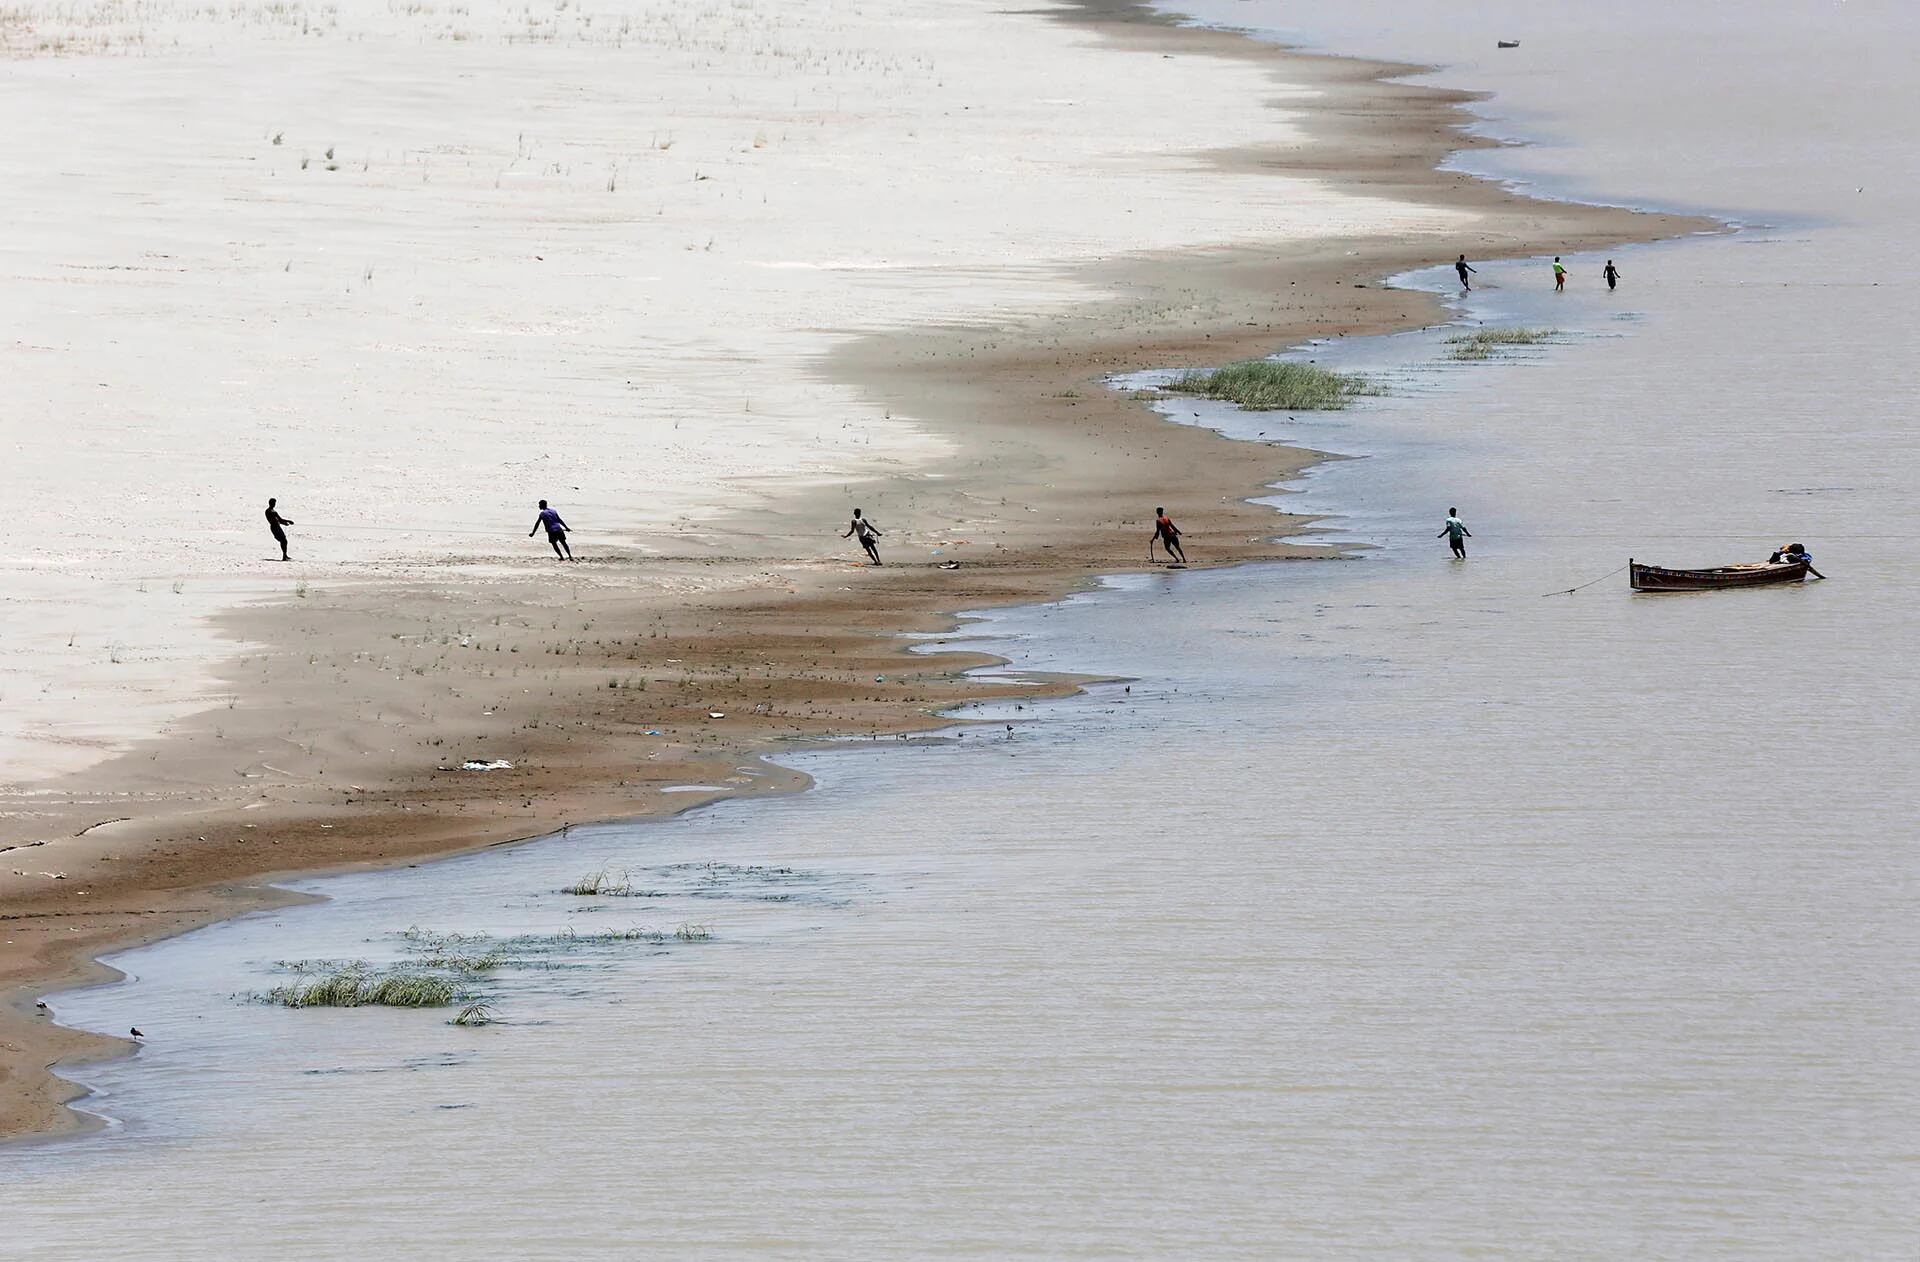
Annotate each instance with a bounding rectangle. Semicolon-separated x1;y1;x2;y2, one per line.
1542;563;1629;597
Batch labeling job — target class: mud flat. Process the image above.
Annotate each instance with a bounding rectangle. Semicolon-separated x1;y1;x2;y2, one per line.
0;0;1688;1138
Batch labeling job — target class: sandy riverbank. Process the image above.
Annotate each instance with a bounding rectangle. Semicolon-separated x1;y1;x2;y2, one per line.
0;0;1703;1139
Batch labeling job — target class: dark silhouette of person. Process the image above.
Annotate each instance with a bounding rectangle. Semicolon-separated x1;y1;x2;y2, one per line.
265;497;294;561
1152;507;1186;563
1455;254;1477;291
530;499;573;560
843;508;882;564
1439;507;1472;558
1604;259;1621;291
1769;541;1827;578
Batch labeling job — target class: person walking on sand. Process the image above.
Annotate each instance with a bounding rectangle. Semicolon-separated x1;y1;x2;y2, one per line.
1552;257;1567;292
1151;507;1186;564
1455;254;1477;291
530;499;573;561
265;497;294;561
1604;259;1621;291
843;508;883;565
1439;507;1472;559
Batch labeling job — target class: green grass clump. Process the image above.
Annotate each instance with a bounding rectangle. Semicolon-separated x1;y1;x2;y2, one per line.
265;967;459;1009
1164;359;1375;410
421;951;505;973
1445;327;1558;360
451;1001;496;1026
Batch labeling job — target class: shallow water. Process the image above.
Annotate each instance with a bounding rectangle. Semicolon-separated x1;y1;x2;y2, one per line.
8;3;1920;1257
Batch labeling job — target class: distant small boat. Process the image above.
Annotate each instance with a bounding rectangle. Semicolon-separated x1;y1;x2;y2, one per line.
1497;39;1520;48
1629;557;1809;591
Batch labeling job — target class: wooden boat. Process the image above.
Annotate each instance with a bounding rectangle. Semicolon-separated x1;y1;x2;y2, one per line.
1629;557;1809;591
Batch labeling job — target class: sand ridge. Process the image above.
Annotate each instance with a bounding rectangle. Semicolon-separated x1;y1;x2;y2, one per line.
0;0;1707;1139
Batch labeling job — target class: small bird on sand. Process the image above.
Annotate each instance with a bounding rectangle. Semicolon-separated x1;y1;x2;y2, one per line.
35;1000;47;1011
129;1027;144;1038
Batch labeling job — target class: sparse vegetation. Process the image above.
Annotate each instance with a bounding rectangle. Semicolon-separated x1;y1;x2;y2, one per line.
1164;359;1376;410
562;867;632;896
1445;327;1559;360
597;926;672;942
397;926;504;972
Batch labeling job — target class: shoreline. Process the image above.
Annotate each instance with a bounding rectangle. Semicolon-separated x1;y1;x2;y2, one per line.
0;0;1708;1141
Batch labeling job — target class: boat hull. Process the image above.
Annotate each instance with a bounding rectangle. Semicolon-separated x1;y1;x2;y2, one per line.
1629;559;1809;591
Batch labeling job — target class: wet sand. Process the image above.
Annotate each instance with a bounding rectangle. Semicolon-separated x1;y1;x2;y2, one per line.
0;0;1697;1138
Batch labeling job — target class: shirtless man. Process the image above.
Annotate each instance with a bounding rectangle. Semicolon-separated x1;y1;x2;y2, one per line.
265;497;294;561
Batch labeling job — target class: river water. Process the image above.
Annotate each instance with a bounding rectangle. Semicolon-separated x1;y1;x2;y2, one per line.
6;2;1918;1257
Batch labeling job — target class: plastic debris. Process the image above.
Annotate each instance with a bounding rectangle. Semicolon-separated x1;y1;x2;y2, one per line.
461;759;514;771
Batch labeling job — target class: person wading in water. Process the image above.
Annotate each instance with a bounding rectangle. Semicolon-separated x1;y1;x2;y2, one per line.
1151;507;1186;564
843;508;883;565
265;497;295;561
1604;259;1621;291
1552;257;1568;292
529;499;573;561
1439;508;1473;559
1455;254;1477;291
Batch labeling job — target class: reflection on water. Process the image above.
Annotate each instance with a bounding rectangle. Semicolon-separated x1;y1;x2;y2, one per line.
8;2;1920;1256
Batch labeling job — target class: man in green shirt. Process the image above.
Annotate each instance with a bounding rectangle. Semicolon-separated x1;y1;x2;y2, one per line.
1438;508;1472;559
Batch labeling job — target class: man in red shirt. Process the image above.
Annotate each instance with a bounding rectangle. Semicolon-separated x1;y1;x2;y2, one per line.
1151;507;1186;564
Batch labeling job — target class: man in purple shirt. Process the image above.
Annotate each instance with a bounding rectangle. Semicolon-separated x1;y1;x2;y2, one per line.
529;499;573;561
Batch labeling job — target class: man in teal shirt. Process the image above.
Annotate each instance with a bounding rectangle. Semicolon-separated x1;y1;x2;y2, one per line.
1439;508;1472;558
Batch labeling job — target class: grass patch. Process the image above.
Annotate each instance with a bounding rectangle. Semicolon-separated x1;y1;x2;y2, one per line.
397;926;505;972
265;967;459;1009
260;920;719;1018
597;926;673;942
498;924;714;948
1445;327;1559;360
562;867;633;896
421;951;505;973
1163;359;1375;411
